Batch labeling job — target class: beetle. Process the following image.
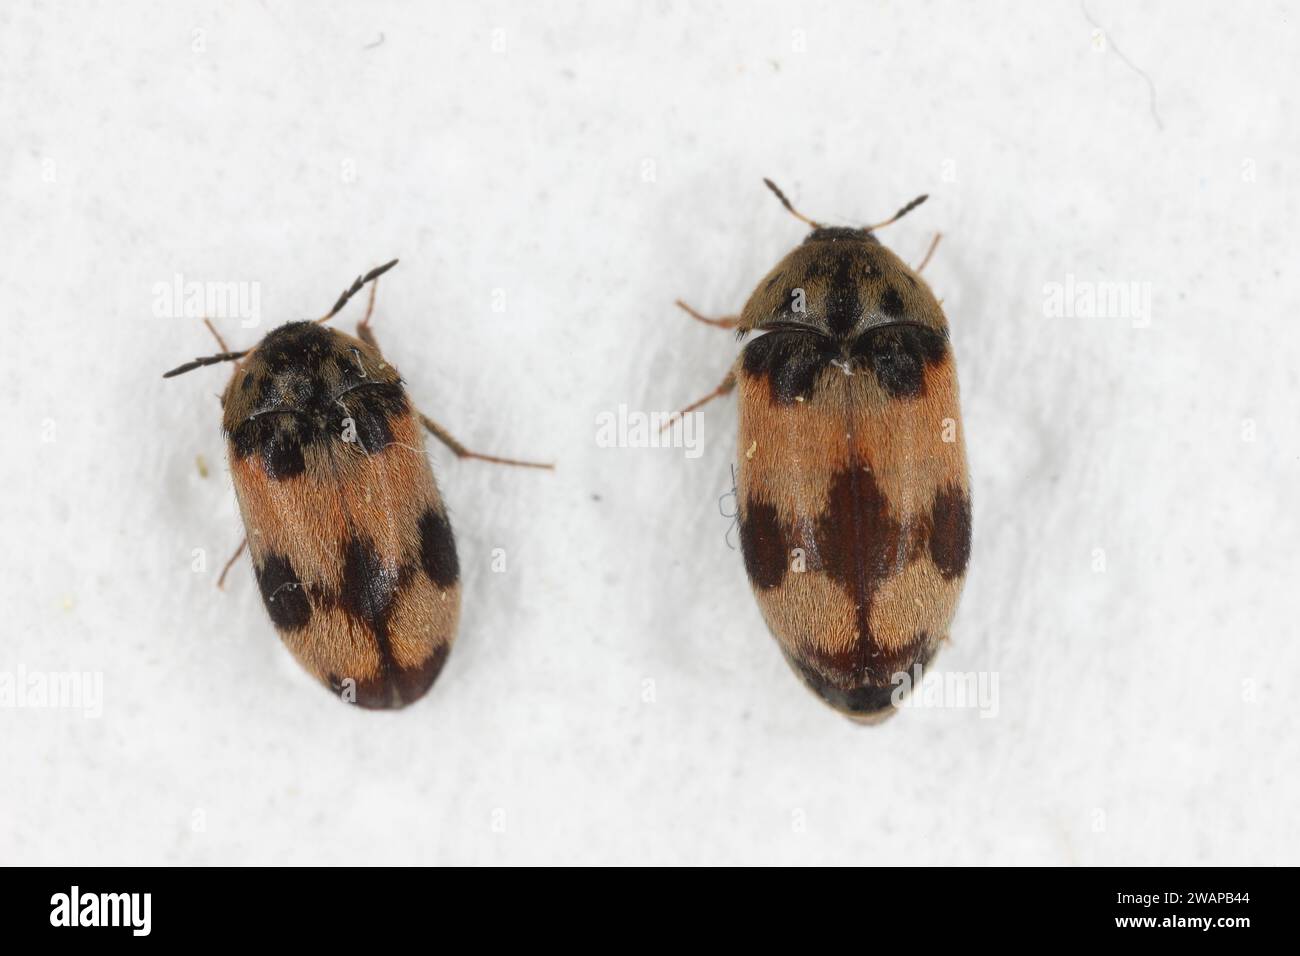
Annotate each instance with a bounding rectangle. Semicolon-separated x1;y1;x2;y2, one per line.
667;180;971;721
164;260;550;709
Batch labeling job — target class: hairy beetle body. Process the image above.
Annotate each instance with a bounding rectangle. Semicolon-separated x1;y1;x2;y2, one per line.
166;261;549;710
223;321;459;708
675;189;971;720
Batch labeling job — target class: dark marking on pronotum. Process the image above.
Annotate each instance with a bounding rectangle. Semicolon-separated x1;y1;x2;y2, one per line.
879;285;905;317
418;508;459;588
257;321;336;376
821;251;859;336
256;552;312;630
929;485;972;579
803;227;868;244
739;499;788;590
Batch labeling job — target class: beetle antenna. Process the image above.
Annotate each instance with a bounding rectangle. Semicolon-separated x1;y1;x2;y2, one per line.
164;260;399;377
162;350;248;378
865;194;928;232
762;178;823;229
316;258;399;324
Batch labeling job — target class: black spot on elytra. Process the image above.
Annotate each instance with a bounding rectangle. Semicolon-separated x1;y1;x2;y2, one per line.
816;466;904;645
787;639;935;716
748;463;955;698
390;642;450;704
352;409;393;454
329;643;451;710
740;499;788;589
240;373;255;392
839;681;901;714
786;653;895;715
261;429;305;479
230;419;261;460
256;552;312;631
340;535;400;634
418;508;459;588
748;464;917;687
230;413;308;480
880;285;905;317
852;324;947;399
929;485;972;579
341;385;405;455
742;330;836;405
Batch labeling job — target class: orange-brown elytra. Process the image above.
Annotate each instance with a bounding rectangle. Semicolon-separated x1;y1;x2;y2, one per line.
165;260;552;709
668;180;971;722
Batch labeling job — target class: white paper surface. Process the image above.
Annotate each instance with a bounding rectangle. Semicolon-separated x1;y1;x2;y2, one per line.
2;1;1297;865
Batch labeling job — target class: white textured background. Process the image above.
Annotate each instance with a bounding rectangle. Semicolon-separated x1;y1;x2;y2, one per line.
2;1;1297;865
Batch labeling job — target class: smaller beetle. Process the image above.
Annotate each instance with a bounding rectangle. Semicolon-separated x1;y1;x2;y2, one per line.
165;260;550;709
667;181;971;722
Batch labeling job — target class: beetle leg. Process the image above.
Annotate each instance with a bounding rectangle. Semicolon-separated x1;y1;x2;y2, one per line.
914;232;942;273
203;318;230;352
216;538;248;590
661;369;737;432
353;279;550;469
418;413;553;470
675;299;741;330
355;279;381;349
